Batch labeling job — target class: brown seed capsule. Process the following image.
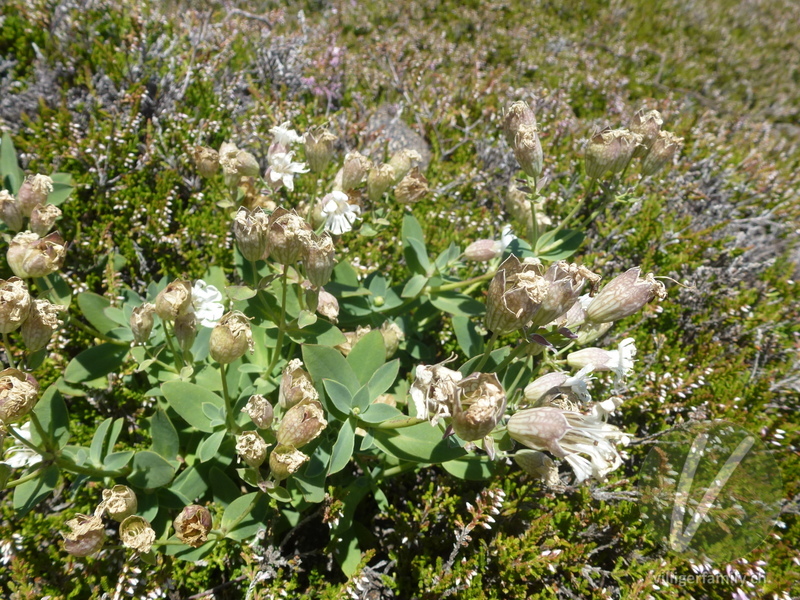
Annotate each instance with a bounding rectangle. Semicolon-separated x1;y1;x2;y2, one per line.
100;485;138;522
209;311;253;364
629;109;663;158
484;255;544;335
502;101;538;148
380;321;404;359
243;394;274;429
236;430;269;468
0;277;31;334
21;298;62;352
154;280;192;321
278;359;318;409
513;125;544;180
387;149;422;184
174;505;213;548
7;231;67;279
584;128;642;179
367;163;396;202
219;142;260;178
316;288;339;322
17;175;53;218
0;190;23;232
63;514;106;557
302;231;336;288
304;128;338;173
0;368;39;424
341;151;372;191
192;146;220;178
452;372;506;442
119;515;156;554
514;449;562;487
269;444;309;481
174;311;197;352
130;303;156;344
394;168;428;205
276;399;327;449
266;207;312;265
528;261;599;328
641;131;684;177
232;207;271;262
29;203;62;237
584;267;666;324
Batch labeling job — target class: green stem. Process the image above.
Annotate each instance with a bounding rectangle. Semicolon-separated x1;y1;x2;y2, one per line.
2;333;16;369
492;340;531;374
265;265;289;378
220;363;239;434
68;317;130;346
4;467;47;489
540;178;597;250
527;174;540;249
162;321;184;371
427;271;496;294
474;331;499;373
6;425;48;456
55;456;131;479
376;461;420;480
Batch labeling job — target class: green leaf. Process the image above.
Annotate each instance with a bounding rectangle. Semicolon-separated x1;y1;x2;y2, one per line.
358;403;404;424
103;451;134;471
404;237;433;275
294;444;331;504
161;381;224;433
64;343;129;385
372;423;467;463
36;272;72;308
13;464;59;515
401;213;425;243
329;418;356;475
0;132;23;193
346;330;386;385
351;386;371;412
47;174;74;206
0;464;12;490
31;385;70;450
535;228;585;261
452;316;485;357
401;274;428;298
221;492;268;541
150;409;179;461
297;310;317;329
89;417;114;466
168;538;216;561
286;319;347;346
128;450;176;489
322;379;353;416
435;242;461;272
429;291;485;317
226;285;257;301
441;456;499;480
367;359;399;400
197;430;226;463
76;292;120;336
210;467;240;504
303;345;360;395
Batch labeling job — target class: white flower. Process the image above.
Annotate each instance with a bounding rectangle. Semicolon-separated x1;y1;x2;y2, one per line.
321;191;361;235
499;225;517;252
269;121;303;146
267;151;309;192
563;365;595;403
192;280;225;328
3;423;41;470
606;337;636;391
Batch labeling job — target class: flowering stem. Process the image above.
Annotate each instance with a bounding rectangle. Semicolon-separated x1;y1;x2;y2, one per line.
540;178;596;248
526;175;540;249
491;341;530;374
474;331;499;373
162;321;185;371
265;265;289;378
54;456;131;479
4;466;47;489
2;333;16;370
68;316;130;346
219;363;239;434
427;271;496;294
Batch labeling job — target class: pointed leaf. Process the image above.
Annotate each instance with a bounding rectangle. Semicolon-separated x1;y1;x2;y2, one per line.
64;343;129;384
372;423;467;463
322;379;354;416
401;274;428;298
329;418;356;475
13;464;59;515
303;345;360;394
0;132;23;193
150;409;179;461
76;292;120;336
367;359;399;400
30;385;70;450
197;430;227;463
128;450;177;489
358;403;404;424
346;330;386;385
161;381;224;433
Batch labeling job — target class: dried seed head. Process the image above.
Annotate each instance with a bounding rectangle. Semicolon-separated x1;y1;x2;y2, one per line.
0;190;23;231
367;163;396;202
232;207;271;262
100;485;138;522
304;128;338;172
341;151;372;191
269;444;309;481
17;175;53;217
0;277;31;334
317;288;339;322
276;399;328;448
7;231;67;279
21;298;62;352
410;355;462;426
130;303;156;344
119;515;156;554
219;142;260;177
236;430;269;468
174;505;213;548
155;280;192;321
585;267;667;324
0;368;39;424
209;311;253;364
302;231;336;288
243;394;274;429
387;149;422;183
278;359;319;409
380;320;404;359
484;255;544;334
191;146;220;178
528;261;600;328
394;168;428;204
63;514;105;557
502;101;538;147
629;109;663;158
174;311;197;352
513;125;544;180
584;128;642;179
452;372;507;441
641;131;684;177
29;203;62;237
267;207;312;265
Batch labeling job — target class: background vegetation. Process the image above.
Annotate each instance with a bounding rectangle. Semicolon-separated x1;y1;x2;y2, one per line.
1;0;798;598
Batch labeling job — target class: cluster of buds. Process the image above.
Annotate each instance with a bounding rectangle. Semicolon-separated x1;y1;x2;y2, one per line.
503;101;544;181
584;109;684;180
0;277;63;356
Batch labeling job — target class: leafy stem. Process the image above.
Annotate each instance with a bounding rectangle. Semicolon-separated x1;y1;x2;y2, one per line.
473;331;499;373
265;264;289;379
220;363;239;434
2;332;16;369
426;271;496;294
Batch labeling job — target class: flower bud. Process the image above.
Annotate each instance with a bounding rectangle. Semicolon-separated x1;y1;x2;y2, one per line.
514;449;562;486
317;288;339;322
100;485;138;522
394;168;428;204
0;277;31;334
7;231;67;279
575;320;613;346
209;311;253;364
63;514;105;557
21;298;61;352
130;303;155;344
452;372;506;441
267;207;312;265
174;505;213;548
269;444;309;481
380;320;404;359
304;129;337;172
119;515;156;554
641;131;684;177
464;239;502;262
341;151;371;191
17;175;53;217
174;311;197;352
629;109;663;158
584;128;642;179
243;394;274;429
29;203;62;236
232;207;270;261
0;190;23;231
154;279;192;321
502;101;538;147
0;368;39;424
513;125;544;180
387;149;422;184
236;430;268;468
367;163;396;202
585;268;666;324
276;399;327;448
191;146;220;178
302;231;336;288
